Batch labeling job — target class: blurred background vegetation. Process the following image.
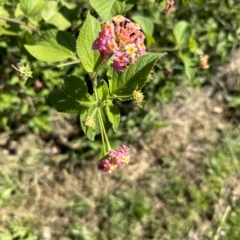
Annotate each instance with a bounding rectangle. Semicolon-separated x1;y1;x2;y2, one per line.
1;0;240;239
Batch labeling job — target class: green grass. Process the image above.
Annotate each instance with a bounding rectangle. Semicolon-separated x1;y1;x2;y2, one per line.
0;121;240;240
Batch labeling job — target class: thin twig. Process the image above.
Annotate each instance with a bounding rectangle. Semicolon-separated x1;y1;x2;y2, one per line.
56;60;80;68
148;47;177;52
0;15;37;32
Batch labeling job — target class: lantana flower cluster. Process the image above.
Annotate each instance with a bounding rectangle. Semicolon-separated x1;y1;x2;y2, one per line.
92;15;146;72
98;145;130;173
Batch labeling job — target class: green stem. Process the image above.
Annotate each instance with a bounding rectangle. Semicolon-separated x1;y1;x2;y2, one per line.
109;95;131;100
93;82;99;102
94;60;107;78
92;75;111;154
90;58;112;154
93;54;113;79
98;109;107;155
57;59;80;68
97;107;111;153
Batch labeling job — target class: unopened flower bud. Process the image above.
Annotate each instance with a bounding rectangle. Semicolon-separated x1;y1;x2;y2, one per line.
84;116;95;130
132;90;144;107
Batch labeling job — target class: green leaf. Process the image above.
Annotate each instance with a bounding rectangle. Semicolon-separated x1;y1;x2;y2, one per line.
173;21;191;49
89;0;130;21
24;29;76;62
48;75;94;113
108;53;166;100
20;0;47;17
76;12;101;72
41;1;57;21
62;75;89;101
178;52;196;80
131;15;155;46
105;103;120;132
189;37;197;53
41;1;71;30
97;80;109;100
0;7;9;27
22;31;35;45
0;29;18;36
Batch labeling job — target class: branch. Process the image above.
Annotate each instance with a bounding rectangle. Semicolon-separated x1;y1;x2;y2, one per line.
0;15;37;32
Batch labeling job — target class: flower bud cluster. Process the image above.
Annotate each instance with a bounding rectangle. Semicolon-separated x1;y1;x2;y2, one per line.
92;15;146;72
98;145;130;172
18;63;32;81
132;90;144;107
12;63;32;82
84;115;96;130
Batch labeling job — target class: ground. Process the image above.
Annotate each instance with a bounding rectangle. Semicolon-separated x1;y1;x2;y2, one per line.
0;51;240;240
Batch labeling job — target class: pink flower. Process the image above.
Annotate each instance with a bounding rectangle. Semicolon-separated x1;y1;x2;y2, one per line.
98;145;131;172
92;15;146;72
98;159;116;172
136;38;146;56
119;145;130;155
111;51;129;72
109;149;118;158
92;33;107;51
